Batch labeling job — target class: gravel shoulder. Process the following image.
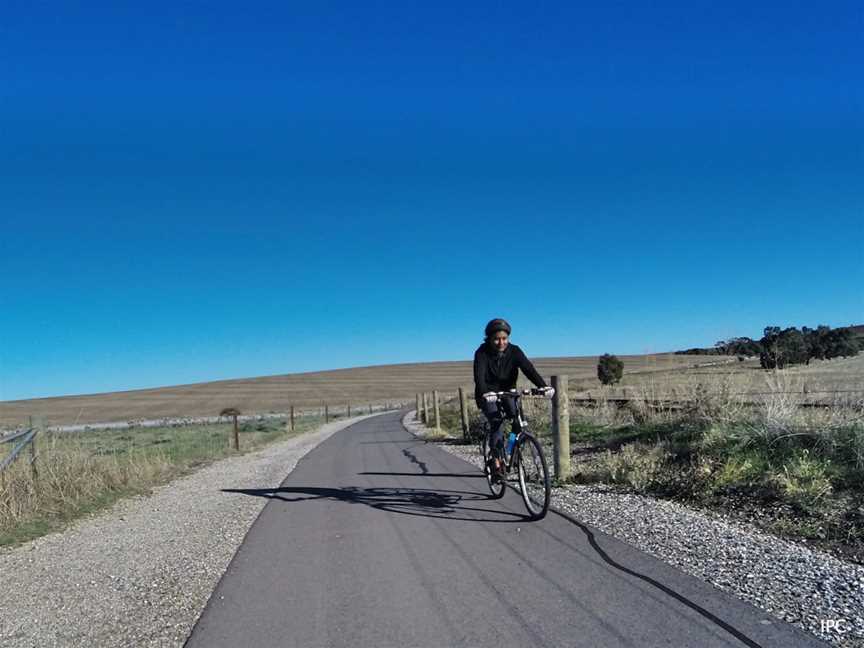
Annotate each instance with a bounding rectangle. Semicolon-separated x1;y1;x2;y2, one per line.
0;413;383;648
402;411;864;648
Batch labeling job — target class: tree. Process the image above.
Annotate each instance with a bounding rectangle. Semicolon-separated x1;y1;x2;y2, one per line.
730;337;762;356
715;337;762;357
760;326;810;369
597;354;624;385
759;326;783;369
684;323;861;367
783;328;808;365
803;325;831;361
825;328;858;359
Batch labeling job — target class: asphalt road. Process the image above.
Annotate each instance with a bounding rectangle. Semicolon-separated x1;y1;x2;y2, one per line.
186;410;827;648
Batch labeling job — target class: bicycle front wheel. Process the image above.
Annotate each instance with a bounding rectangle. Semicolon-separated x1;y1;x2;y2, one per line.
516;434;550;519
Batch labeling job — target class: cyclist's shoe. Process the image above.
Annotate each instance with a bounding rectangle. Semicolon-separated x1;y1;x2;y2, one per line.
486;457;497;476
493;457;506;481
486;457;504;482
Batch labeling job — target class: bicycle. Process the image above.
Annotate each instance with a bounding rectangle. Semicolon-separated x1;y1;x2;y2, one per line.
479;387;551;520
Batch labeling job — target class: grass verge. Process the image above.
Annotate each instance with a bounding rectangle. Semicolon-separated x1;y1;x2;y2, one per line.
568;416;864;563
0;415;325;548
424;383;864;563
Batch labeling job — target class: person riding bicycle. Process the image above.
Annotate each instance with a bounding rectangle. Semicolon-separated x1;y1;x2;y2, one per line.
473;318;553;478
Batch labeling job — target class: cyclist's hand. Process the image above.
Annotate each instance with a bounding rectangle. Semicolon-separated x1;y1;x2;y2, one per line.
542;386;555;399
482;392;498;404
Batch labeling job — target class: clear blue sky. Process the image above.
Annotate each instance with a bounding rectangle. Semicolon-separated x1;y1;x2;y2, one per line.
2;1;862;401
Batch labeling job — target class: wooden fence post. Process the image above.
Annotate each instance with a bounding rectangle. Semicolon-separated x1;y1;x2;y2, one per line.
432;390;440;431
30;432;38;481
347;403;351;417
421;393;429;424
28;415;44;483
219;408;241;451
290;405;295;432
551;375;570;481
415;394;420;419
458;387;469;441
325;404;329;423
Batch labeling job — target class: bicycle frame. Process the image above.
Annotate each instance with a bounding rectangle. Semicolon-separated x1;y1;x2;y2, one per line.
489;391;538;472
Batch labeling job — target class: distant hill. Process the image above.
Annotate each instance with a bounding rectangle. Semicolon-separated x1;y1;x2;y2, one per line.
0;352;715;428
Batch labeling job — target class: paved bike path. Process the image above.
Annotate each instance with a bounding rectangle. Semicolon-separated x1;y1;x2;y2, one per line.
186;410;827;648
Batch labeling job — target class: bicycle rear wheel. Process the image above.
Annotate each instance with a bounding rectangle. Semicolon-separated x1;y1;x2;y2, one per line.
480;434;505;499
516;434;550;519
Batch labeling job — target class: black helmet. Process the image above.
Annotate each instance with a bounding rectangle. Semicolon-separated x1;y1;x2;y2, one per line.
484;318;512;339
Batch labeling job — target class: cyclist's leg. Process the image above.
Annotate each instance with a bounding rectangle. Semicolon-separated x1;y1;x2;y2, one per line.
502;395;523;435
489;418;505;458
480;401;505;464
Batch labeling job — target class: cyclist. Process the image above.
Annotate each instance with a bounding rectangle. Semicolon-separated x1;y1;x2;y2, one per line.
473;318;554;478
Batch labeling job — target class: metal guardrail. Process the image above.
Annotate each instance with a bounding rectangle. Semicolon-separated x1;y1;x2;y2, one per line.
0;428;39;478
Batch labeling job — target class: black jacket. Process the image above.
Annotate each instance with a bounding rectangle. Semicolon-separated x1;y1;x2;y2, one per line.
473;342;547;407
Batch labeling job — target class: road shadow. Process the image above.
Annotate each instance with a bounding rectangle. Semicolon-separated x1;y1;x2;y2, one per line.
401;447;429;474
358;471;485;479
357;440;416;445
550;508;766;648
223;485;529;523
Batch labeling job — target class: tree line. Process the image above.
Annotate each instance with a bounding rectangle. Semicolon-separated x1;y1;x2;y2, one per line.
676;324;862;369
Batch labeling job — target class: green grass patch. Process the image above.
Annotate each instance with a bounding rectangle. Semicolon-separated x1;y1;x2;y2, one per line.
568;416;864;560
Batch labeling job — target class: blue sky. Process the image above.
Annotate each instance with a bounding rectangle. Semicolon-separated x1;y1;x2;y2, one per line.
2;1;862;400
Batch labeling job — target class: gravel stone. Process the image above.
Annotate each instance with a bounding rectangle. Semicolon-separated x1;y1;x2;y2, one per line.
0;414;381;648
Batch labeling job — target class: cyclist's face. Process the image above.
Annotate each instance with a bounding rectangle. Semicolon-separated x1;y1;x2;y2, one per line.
491;331;509;351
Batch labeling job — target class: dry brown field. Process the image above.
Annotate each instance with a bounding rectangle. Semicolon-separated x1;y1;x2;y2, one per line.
583;354;864;401
1;353;722;429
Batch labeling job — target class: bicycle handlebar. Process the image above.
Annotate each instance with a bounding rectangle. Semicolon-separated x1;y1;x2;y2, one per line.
488;387;550;398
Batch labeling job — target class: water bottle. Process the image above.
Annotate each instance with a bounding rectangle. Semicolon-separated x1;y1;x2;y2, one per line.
506;431;517;455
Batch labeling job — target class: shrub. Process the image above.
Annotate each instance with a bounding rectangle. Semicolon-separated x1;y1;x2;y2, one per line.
711;453;769;491
772;449;833;510
594;441;672;492
597;354;624;386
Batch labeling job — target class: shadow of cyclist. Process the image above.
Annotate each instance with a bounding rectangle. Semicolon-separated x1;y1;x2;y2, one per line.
222;485;531;523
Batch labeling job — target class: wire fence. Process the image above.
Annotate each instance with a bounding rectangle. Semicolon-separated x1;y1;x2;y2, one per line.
0;402;409;485
413;382;864;481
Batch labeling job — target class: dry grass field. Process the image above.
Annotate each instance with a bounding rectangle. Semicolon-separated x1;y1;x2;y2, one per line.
0;353;723;430
579;354;864;400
